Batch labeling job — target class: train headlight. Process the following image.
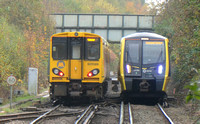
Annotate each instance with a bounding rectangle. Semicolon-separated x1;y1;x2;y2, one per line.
53;69;59;75
126;64;132;74
93;70;98;75
158;65;163;74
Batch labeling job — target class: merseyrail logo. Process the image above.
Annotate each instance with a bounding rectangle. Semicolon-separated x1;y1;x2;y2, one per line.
57;61;65;69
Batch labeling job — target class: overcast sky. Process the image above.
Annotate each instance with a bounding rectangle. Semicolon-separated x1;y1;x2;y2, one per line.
145;0;166;4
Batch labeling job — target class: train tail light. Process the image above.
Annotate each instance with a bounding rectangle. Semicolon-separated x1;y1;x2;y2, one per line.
87;72;93;77
59;71;64;76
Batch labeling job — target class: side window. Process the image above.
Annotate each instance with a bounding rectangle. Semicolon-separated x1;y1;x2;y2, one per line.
86;38;100;60
52;37;67;60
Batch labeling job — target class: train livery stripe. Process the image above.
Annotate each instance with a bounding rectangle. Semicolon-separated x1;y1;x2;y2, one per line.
162;38;170;91
120;38;126;90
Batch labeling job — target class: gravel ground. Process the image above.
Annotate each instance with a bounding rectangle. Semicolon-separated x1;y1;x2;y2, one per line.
165;105;197;124
91;104;120;124
132;105;168;124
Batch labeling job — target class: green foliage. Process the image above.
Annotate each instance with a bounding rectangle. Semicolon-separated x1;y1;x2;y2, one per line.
0;17;27;81
154;1;200;80
109;44;120;73
185;82;200;103
0;94;48;115
52;0;149;14
152;0;200;103
0;0;55;99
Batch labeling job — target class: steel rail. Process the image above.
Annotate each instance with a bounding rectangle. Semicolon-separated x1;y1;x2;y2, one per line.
0;111;46;119
74;104;93;124
30;104;60;124
128;102;133;124
157;103;174;124
0;111;83;123
119;101;124;124
83;105;98;124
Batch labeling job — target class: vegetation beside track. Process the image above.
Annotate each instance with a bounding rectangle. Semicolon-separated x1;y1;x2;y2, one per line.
0;93;49;115
151;0;200;117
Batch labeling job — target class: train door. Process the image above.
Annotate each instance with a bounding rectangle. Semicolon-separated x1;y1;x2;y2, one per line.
125;40;142;76
69;37;84;80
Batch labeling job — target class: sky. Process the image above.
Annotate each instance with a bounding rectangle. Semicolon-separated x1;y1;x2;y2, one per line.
145;0;166;4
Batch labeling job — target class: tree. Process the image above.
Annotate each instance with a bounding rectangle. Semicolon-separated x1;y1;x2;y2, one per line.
153;0;200;102
0;0;55;98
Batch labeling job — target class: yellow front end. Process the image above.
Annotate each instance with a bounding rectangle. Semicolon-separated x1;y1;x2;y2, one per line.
49;32;107;99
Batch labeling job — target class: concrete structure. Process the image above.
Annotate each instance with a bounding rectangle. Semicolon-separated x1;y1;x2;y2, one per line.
50;14;155;43
28;68;38;95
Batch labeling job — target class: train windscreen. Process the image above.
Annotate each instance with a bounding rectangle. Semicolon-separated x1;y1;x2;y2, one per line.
143;41;165;64
126;42;140;64
85;38;100;60
52;37;68;60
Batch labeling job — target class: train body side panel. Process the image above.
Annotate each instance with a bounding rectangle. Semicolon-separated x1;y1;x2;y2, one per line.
103;43;110;80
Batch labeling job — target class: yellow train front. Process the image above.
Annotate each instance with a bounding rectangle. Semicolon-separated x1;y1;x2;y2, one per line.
118;32;170;101
49;32;110;101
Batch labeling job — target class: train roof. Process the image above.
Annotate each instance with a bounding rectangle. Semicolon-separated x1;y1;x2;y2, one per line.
52;32;101;37
122;32;167;40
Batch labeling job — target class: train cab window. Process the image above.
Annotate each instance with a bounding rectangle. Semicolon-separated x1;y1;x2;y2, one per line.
52;37;67;60
86;38;100;60
143;41;165;64
126;41;140;64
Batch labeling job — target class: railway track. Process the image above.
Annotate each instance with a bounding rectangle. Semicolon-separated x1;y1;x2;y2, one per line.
0;111;47;123
0;100;175;124
75;104;99;124
119;101;174;124
157;103;174;124
119;101;133;124
30;104;60;124
0;104;83;123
